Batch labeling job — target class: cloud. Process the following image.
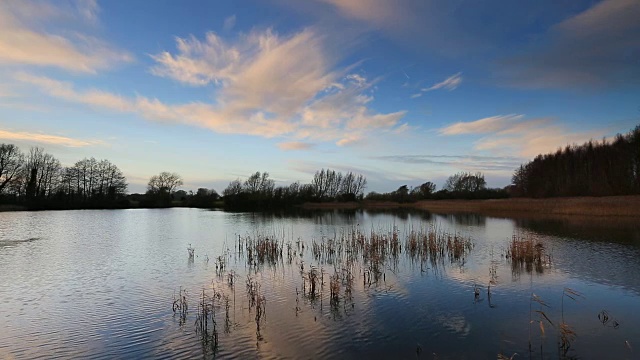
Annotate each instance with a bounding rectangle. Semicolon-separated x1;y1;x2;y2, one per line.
439;114;523;135
75;0;100;24
0;128;101;147
372;154;524;172
440;114;607;157
277;141;315;151
0;1;132;73
316;0;408;29
0;85;12;98
421;72;462;92
223;15;236;31
500;0;640;89
17;66;406;147
15;73;134;111
12;27;405;147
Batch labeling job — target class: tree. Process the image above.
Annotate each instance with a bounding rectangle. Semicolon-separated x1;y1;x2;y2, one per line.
21;147;61;199
444;172;486;192
223;179;243;197
411;181;436;199
0;144;23;194
394;185;410;202
147;172;183;194
243;171;274;196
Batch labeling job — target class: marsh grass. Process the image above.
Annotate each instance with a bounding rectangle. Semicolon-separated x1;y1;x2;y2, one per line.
194;286;219;354
506;234;549;275
559;287;583;356
172;287;188;325
329;271;340;307
529;293;554;353
240;235;283;267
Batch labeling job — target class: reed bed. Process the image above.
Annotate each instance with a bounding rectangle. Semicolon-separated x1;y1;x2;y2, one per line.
308;225;472;270
240;234;283;266
175;226;476;353
506;234;549;274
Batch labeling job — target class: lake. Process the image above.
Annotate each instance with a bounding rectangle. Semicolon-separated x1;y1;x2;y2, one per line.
1;208;639;359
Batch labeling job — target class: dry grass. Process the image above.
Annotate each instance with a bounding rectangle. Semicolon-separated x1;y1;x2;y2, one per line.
506;234;549;275
172;287;188;325
414;195;640;217
240;235;283;267
303;195;640;217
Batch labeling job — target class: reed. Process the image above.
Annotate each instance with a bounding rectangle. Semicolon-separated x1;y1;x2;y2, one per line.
246;275;260;310
305;266;319;299
559;287;583;356
329;271;340;306
414;195;640;217
172;286;188;325
506;234;548;274
241;235;283;267
254;293;266;341
194;287;219;353
529;293;554;353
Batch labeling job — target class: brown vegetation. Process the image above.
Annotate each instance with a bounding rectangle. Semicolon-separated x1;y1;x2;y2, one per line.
303;195;640;217
413;195;640;217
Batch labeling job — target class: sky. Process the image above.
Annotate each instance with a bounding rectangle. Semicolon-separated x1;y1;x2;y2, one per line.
0;0;639;194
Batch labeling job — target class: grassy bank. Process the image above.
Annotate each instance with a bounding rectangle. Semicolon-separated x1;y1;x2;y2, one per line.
303;195;640;217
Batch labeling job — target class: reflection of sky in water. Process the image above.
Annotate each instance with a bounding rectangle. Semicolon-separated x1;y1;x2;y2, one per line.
0;208;638;359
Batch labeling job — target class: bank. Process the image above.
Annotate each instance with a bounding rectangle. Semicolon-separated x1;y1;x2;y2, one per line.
302;195;640;217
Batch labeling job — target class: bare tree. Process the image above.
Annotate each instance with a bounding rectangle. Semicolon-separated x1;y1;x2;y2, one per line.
148;172;183;194
223;179;243;197
243;171;274;195
0;144;23;194
444;172;486;192
22;147;61;198
312;169;329;199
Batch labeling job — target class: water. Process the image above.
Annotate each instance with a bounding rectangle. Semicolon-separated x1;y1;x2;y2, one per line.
0;208;639;359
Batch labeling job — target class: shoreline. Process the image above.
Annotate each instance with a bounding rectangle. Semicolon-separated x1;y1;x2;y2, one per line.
302;195;640;217
3;195;640;217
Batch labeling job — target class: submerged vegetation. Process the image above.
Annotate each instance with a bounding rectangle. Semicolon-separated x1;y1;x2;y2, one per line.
506;234;550;275
170;222;635;358
172;225;477;352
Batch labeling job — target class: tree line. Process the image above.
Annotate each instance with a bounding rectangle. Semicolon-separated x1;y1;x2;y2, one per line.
365;172;507;202
511;125;640;198
221;169;368;210
0;144;128;209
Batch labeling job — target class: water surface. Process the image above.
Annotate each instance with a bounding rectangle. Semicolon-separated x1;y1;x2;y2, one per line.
1;208;638;359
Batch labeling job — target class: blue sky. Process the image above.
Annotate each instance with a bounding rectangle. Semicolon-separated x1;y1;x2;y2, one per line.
1;0;639;194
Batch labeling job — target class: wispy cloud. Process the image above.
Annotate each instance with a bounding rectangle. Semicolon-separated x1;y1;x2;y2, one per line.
18;27;406;148
440;114;607;157
17;68;406;147
0;84;13;98
0;1;132;73
277;141;315;151
223;15;236;31
0;128;102;147
75;0;100;24
439;114;523;135
372;154;524;172
422;72;462;92
500;0;640;89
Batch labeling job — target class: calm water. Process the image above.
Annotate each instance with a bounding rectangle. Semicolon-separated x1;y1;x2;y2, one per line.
1;208;639;359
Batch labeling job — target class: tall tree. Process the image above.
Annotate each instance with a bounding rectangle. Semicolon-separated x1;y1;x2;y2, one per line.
147;172;183;194
0;144;23;194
